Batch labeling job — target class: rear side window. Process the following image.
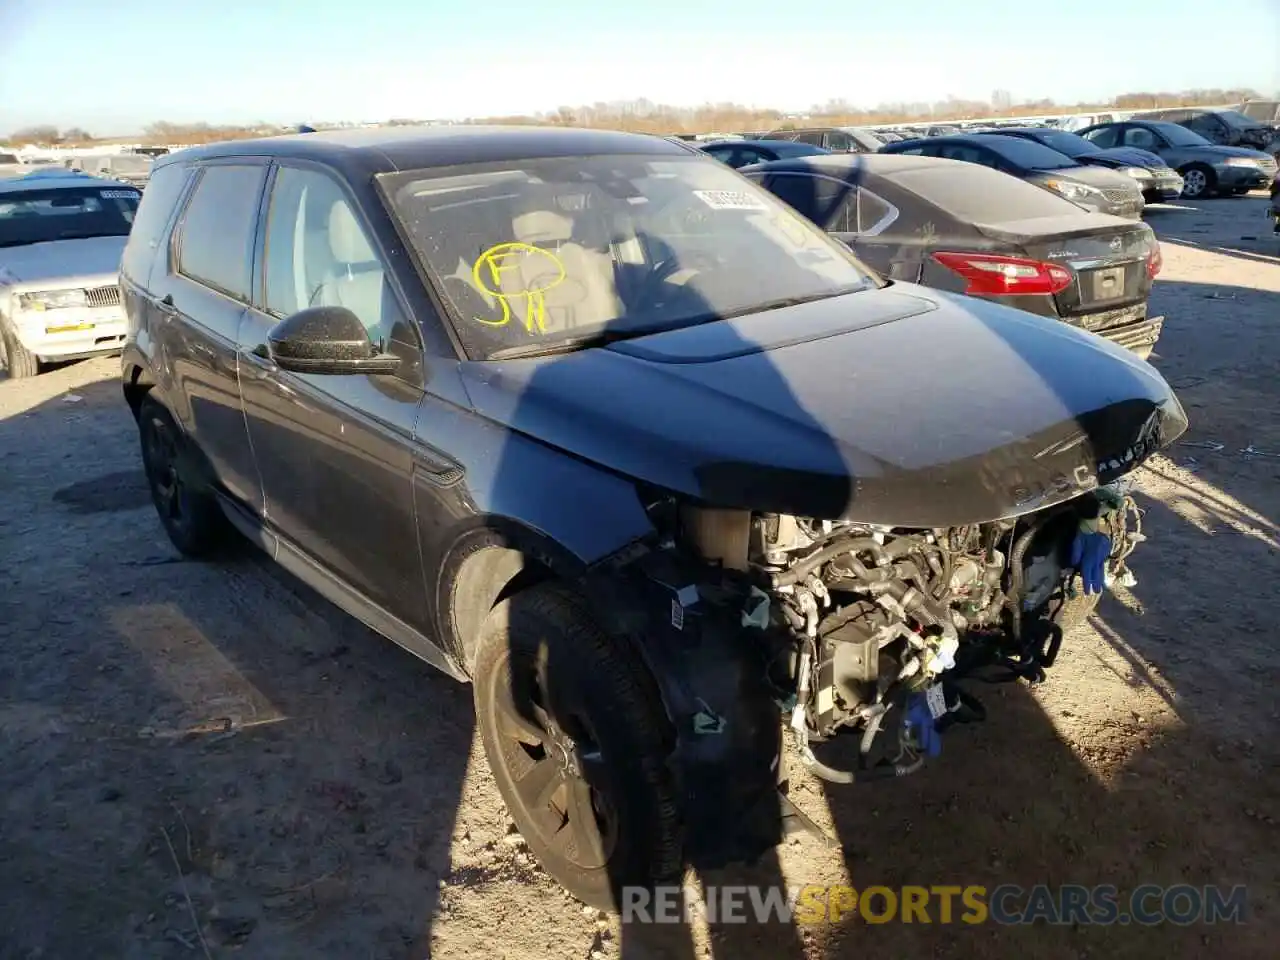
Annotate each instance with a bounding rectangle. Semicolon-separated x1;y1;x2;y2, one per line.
889;164;1083;223
121;163;189;286
174;164;266;301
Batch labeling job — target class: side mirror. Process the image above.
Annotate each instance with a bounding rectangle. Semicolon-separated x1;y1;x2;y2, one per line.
267;305;401;376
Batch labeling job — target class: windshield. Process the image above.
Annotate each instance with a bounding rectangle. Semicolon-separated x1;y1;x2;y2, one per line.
378;154;880;360
1025;130;1100;157
1217;111;1262;130
890;163;1086;223
0;186;140;248
987;137;1079;170
1149;122;1210;147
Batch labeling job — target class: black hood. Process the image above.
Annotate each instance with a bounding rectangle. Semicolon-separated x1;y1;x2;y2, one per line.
459;285;1187;528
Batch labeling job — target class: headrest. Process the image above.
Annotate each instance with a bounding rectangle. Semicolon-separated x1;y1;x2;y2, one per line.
512;210;573;244
328;202;376;264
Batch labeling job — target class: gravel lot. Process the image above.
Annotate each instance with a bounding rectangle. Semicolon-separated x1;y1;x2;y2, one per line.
1;194;1277;960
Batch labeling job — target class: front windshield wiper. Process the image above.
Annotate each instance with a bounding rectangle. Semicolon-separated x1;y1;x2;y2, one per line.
488;328;644;360
486;285;872;361
52;231;127;241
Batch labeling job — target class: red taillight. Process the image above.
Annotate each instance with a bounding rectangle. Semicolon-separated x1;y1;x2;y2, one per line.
932;251;1073;296
1147;242;1163;279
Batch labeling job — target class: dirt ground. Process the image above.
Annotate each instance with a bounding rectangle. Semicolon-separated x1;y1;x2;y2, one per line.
1;194;1278;960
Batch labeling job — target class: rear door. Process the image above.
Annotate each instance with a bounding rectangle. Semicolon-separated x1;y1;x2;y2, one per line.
148;161;268;512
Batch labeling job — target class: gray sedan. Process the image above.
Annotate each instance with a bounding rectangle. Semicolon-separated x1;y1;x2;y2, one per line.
1078;120;1278;199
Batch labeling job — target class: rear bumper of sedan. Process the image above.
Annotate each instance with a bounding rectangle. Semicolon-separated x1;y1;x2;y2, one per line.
1069;303;1165;360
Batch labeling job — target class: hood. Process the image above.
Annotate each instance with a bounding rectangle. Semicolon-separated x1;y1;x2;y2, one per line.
1092;147;1167;168
459;285;1188;528
0;235;127;286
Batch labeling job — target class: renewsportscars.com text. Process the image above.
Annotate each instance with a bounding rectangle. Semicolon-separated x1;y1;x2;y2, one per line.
621;883;1248;926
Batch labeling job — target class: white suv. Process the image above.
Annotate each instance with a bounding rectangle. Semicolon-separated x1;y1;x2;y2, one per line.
0;175;141;377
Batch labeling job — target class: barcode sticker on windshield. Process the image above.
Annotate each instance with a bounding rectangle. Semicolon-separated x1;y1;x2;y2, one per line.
693;190;769;211
100;190;140;200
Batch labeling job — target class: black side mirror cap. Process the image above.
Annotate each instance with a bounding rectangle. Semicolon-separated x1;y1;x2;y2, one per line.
267;305;400;376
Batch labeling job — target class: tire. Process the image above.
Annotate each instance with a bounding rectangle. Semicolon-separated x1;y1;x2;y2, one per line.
472;582;682;910
137;395;232;557
1;325;42;379
1179;164;1216;199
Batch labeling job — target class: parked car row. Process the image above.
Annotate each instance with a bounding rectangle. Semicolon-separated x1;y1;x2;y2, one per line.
739;153;1165;358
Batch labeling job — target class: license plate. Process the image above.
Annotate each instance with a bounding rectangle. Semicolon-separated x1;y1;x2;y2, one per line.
1090;266;1126;300
44;322;95;334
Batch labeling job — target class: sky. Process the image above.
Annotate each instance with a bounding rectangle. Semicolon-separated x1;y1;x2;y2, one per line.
2;0;1278;135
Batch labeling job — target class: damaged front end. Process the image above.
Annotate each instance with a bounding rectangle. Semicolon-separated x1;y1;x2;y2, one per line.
592;474;1151;867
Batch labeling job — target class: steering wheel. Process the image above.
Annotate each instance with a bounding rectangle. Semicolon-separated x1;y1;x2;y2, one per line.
629;250;723;311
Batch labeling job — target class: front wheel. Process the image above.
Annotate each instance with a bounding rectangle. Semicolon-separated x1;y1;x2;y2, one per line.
472;582;682;910
1179;165;1216;199
1;325;42;379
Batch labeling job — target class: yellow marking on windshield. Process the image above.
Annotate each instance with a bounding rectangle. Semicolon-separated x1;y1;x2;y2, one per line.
472;242;566;334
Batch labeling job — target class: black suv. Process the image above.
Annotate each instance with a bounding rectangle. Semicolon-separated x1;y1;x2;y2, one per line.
120;127;1187;908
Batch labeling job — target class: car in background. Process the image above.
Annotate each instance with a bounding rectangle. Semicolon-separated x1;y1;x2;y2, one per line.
875;131;906;143
1237;100;1280;125
880;133;1145;219
0;153;25;178
1059;113;1120;133
698;138;830;168
0;175;141;377
760;126;882;153
974;127;1184;203
1077;120;1277;199
67;153;154;189
742;153;1166;359
1137;108;1273;151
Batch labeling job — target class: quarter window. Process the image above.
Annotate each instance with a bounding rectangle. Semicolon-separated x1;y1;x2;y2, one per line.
175;165;265;301
121;162;189;285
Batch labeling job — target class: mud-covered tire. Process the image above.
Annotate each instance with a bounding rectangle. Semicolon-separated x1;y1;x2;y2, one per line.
472;582;682;910
137;395;232;558
1;325;41;379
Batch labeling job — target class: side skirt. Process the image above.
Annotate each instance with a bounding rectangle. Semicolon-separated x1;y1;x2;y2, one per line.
215;492;467;683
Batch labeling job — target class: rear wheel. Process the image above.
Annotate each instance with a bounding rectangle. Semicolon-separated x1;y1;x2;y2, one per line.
1179;164;1216;199
0;325;42;379
472;582;682;910
137;395;232;557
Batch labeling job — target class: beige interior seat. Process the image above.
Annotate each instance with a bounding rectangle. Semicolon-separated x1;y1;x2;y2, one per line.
316;201;387;340
499;210;622;334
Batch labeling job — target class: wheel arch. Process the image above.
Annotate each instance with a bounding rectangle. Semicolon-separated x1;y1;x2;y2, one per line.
434;517;638;677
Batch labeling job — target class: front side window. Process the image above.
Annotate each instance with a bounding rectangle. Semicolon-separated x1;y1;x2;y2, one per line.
175;164;265;300
1123;127;1160;150
262;166;398;345
1082;126;1120;148
0;185;140;248
379;154;879;359
1146;122;1209;147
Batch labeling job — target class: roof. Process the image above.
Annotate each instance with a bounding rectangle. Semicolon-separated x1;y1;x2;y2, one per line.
0;173;134;195
741;152;972;179
158;125;696;175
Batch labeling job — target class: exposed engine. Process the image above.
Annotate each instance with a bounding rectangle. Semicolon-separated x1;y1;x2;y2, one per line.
673;482;1141;784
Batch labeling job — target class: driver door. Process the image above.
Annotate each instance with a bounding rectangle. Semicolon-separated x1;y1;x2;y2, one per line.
237;162;429;628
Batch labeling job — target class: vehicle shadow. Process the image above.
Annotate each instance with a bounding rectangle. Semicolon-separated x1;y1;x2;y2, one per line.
0;374;474;958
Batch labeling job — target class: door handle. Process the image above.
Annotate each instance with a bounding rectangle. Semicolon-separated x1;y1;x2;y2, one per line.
156;294;178;318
